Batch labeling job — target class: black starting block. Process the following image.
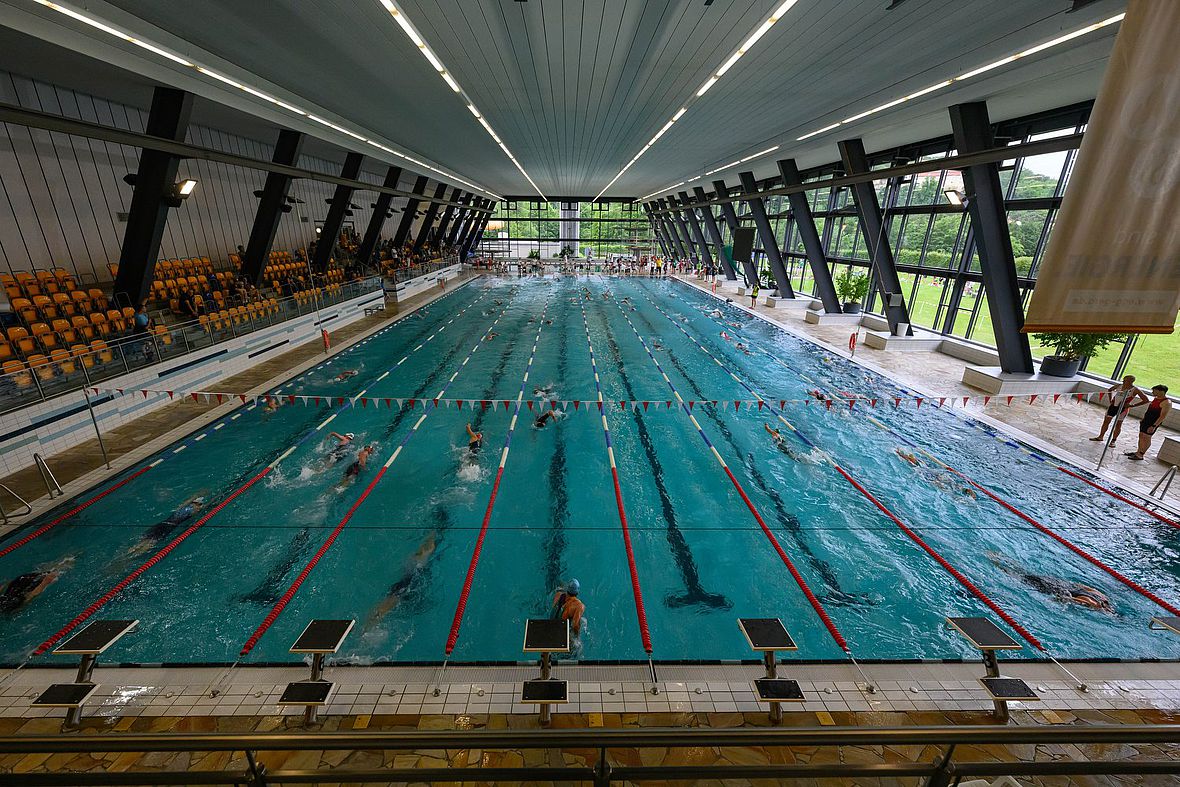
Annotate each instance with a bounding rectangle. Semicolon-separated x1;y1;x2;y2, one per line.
37;619;137;726
739;618;800;725
285;619;353;723
522;619;570;725
947;616;1034;722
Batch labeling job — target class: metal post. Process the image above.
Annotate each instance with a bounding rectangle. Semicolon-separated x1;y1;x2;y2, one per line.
737;171;794;298
694;186;738;280
656;199;689;259
306;653;325;724
65;653;97;727
778;158;841;311
241;130;305;286
982;651;1009;723
678;190;715;270
949;102;1034;373
763;651;782;725
539;651;552;726
81;386;111;469
594;747;612;787
312;152;365;275
413;183;449;251
924;744;957;787
433;188;462;247
392;175;429;248
713;180;760;286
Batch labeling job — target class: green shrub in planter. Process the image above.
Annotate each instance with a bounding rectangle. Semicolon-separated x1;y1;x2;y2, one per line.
1032;331;1127;377
834;269;870;313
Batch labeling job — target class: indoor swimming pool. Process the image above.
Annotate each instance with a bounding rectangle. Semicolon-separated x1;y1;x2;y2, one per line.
2;274;1178;667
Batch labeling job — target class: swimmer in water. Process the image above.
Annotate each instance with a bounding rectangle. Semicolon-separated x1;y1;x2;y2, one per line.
709;309;723;318
129;495;207;555
809;389;829;403
987;552;1113;612
0;556;75;613
552;579;586;636
895;448;921;467
535;410;556;428
929;470;978;500
263;397;282;414
338;445;375;488
323;432;355;464
365;532;437;628
484;330;498;341
735;342;751;355
334;370;358;381
764;423;813;462
465;423;483;456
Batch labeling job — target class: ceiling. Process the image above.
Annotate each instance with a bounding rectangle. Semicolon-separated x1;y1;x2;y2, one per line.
0;0;1127;200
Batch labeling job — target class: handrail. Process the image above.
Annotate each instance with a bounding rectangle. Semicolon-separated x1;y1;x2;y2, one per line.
32;453;62;498
0;725;1175;786
0;483;32;526
1150;465;1178;504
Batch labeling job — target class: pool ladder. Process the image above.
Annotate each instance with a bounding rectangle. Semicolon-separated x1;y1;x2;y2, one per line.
34;454;64;499
0;484;32;526
1148;465;1178;509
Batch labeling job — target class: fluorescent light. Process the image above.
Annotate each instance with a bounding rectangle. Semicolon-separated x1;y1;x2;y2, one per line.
772;0;801;19
954;55;1019;82
467;104;481;118
741;19;775;53
32;0;193;66
697;77;718;97
714;50;744;78
442;72;461;92
420;46;444;72
672;107;687;121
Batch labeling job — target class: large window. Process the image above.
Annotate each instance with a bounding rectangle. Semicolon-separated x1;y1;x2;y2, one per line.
478;200;652;259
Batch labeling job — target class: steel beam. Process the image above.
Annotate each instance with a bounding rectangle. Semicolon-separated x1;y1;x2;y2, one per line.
392;175;429;248
461;200;494;258
356;165;403;268
433;188;462;246
777;158;840;311
446;193;472;247
312;152;364;274
949;102;1034;373
643;203;673;259
737;171;794;297
712;179;759;285
838;138;911;333
678;190;714;269
413;183;449;251
657;198;689;258
113;86;193;307
667;195;699;262
455;197;485;251
695;186;737;279
241;130;304;285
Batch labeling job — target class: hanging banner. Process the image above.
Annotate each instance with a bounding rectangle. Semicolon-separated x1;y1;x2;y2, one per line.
1023;2;1180;334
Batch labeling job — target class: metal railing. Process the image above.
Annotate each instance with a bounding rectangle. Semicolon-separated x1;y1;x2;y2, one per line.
32;453;62;498
0;724;1176;785
0;483;31;526
0;276;384;415
381;254;460;286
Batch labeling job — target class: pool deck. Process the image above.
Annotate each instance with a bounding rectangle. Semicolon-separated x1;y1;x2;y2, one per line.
0;269;1178;743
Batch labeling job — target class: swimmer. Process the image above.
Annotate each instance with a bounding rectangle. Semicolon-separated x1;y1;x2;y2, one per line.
987;552;1113;612
129;495;207;555
735;342;751;355
809;389;828;403
323;432;355;464
484;331;498;341
535;410;556;428
929;470;978;500
709;309;723;318
365;532;437;627
338;445;375;487
764;423;814;462
552;579;586;636
465;423;483;456
894;448;921;467
263;397;282;414
545;319;553;325
0;556;75;613
334;370;358;381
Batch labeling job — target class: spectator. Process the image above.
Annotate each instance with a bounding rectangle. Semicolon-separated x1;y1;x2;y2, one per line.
1126;385;1172;461
1090;375;1147;445
178;288;199;319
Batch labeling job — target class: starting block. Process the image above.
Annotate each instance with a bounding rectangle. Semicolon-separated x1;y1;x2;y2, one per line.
282;619;354;723
36;619;138;726
521;619;570;725
947;616;1036;722
739;618;802;724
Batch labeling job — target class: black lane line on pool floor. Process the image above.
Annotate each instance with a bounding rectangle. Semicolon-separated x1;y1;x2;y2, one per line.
623;294;870;609
542;295;571;602
590;300;731;611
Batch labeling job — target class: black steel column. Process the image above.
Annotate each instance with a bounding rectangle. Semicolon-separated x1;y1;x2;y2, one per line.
461;200;493;258
678;190;714;269
241;130;304;286
713;179;759;285
113;86;193;306
694;185;737;280
392;175;428;247
668;196;698;261
413;182;449;251
737;171;794;297
312;152;364;274
949;102;1034;373
837;138;912;334
356;165;403;268
643;203;673;259
777;158;840;312
433;188;462;246
455;197;485;251
657;199;689;258
446;193;472;247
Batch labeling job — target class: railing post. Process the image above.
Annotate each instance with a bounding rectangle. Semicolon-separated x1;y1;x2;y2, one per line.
594;746;612;787
924;744;957;787
245;750;267;787
82;386;112;470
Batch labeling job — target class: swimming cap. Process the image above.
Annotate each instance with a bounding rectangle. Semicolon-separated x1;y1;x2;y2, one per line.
567;579;580;596
193;496;206;505
345;433;355;439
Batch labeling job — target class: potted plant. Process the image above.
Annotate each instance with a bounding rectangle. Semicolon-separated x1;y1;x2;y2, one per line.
1032;332;1126;378
526;248;541;260
834;268;870;314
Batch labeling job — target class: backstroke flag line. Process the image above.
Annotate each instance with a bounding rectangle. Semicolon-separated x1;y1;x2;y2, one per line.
1023;0;1180;334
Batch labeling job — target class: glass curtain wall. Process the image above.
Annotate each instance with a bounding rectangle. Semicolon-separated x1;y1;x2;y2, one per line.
480;201;653;260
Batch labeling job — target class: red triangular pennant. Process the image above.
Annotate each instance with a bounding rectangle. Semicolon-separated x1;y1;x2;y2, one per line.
1006;396;1014;406
527;401;534;411
962;397;970;407
216;393;224;404
141;390;149;398
502;400;511;410
238;394;246;403
915;397;923;409
573;400;580;410
550;400;557;411
166;390;173;399
1029;394;1038;404
849;399;856;409
361;398;368;408
983;396;990;406
383;398;390;408
825;400;833;411
757;401;765;411
870;398;878;408
938;397;946;408
643;401;650;411
191;392;199;402
408;398;416;409
893;397;901;408
1074;393;1084;402
687;401;695;411
433;398;439;408
456;400;464;410
734;401;741;411
481;400;489;411
338;397;346;406
1052;393;1060;404
288;395;295;405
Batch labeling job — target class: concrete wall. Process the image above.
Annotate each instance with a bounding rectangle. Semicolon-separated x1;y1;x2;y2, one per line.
0;284;385;475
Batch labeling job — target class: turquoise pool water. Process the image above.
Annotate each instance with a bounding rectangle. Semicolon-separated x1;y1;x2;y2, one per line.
2;274;1179;666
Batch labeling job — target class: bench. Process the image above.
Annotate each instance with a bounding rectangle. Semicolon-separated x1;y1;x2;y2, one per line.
947;616;1038;722
738;618;803;724
521;618;570;725
279;619;354;723
35;619;137;726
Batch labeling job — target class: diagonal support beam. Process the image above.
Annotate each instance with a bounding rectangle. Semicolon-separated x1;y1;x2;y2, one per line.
694;186;737;280
837;138;912;334
414;183;450;251
241;130;304;286
777;158;841;312
455;196;484;252
643;203;673;259
657;199;689;258
738;171;794;297
949;102;1034;373
713;179;759;285
312;152;365;274
446;193;472;247
356;165;403;269
678;190;714;268
461;199;494;258
667;195;699;262
113;86;193;307
392;175;429;248
433;188;463;246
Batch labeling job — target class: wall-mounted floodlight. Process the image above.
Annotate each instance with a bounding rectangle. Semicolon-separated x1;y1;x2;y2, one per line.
176;179;198;197
944;189;968;207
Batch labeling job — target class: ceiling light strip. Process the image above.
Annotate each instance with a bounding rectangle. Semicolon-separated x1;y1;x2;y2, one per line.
377;0;546;200
594;0;802;200
31;0;502;200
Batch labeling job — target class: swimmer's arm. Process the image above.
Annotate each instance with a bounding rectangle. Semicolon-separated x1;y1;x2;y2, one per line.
328;432;345;442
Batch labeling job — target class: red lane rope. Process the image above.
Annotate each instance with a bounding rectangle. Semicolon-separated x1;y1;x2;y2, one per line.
722;465;849;652
34;466;273;656
0;466;153;561
239;466;389;656
609;465;653;653
1057;466;1180;530
945;468;1180;617
830;463;1044;651
446;465;506;655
